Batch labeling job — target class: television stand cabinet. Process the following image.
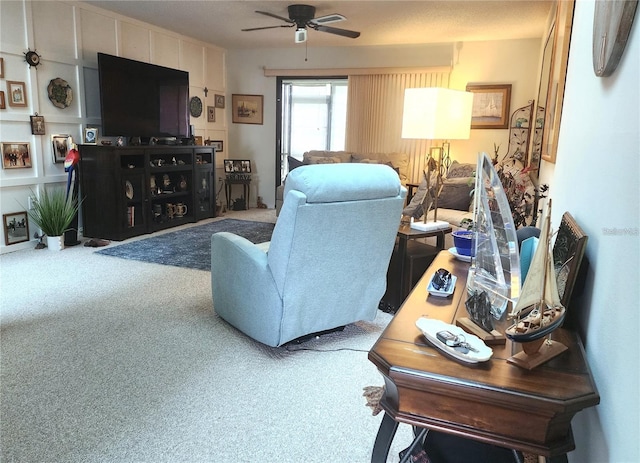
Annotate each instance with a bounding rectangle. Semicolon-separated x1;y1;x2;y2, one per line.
79;145;216;241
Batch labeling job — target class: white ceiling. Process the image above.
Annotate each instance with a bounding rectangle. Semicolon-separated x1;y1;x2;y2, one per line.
83;0;554;50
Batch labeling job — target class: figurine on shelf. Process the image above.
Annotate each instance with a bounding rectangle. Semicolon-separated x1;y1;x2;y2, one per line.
162;174;174;193
178;175;188;191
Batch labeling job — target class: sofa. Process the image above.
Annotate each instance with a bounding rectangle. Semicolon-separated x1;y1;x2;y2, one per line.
276;150;410;215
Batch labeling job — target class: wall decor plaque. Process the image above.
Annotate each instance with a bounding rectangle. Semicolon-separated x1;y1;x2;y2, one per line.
48;78;73;108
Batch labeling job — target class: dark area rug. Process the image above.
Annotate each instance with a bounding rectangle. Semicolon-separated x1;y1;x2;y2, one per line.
95;219;275;271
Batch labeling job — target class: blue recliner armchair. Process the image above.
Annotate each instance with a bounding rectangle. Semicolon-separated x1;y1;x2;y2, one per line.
211;163;406;347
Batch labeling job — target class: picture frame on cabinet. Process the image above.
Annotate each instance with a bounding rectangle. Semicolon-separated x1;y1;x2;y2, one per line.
207;106;215;122
7;81;27;108
84;127;97;145
52;134;72;163
214;94;225;108
30;115;45;135
3;211;29;246
0;91;5;110
466;84;512;129
1;142;32;169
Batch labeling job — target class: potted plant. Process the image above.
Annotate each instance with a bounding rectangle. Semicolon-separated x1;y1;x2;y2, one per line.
27;188;80;251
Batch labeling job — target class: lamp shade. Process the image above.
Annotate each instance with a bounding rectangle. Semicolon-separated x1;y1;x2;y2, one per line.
401;87;473;140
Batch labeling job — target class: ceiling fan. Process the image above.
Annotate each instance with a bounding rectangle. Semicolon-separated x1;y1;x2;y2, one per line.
242;4;361;43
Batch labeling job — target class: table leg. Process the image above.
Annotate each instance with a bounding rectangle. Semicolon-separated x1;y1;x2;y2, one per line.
397;237;409;301
225;182;231;209
436;230;445;250
371;412;399;463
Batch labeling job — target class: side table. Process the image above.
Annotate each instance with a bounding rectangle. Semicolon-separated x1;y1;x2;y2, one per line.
369;251;600;462
225;177;251;210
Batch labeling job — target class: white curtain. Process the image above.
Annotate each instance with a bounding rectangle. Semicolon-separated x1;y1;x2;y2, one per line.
346;71;451;183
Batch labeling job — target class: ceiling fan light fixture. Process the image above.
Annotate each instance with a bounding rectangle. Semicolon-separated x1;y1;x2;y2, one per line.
294;27;308;43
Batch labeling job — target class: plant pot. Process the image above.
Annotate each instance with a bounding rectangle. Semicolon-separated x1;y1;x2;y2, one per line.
46;235;65;251
452;230;475;256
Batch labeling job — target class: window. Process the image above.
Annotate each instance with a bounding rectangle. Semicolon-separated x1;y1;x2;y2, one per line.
276;78;347;184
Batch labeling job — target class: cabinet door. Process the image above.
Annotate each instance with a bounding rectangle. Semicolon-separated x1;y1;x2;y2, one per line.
194;166;214;220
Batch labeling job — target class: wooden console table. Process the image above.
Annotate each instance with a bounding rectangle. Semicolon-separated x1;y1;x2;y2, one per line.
225;177;251;210
369;251;599;462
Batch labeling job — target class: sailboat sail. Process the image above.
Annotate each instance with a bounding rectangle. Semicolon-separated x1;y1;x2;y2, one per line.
506;200;566;342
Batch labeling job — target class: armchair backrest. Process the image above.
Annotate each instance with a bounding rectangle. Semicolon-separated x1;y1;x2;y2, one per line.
267;163;406;342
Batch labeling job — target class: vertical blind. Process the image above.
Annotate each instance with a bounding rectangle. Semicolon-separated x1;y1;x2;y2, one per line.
346;71;451;183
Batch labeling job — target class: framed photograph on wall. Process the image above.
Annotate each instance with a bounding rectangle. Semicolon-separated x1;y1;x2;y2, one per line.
0;58;4;78
1;142;32;169
466;84;512;129
3;211;29;246
214;94;225;108
30;115;45;135
207;106;216;122
211;140;223;153
52;134;72;163
7;81;28;108
232;94;263;125
0;91;5;110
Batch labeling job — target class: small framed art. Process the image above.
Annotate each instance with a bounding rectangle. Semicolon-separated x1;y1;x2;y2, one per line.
30;115;45;135
207;106;216;122
1;142;32;169
0;58;4;78
224;159;251;173
3;211;29;246
215;94;225;108
0;91;5;110
7;81;28;108
52;134;72;163
210;140;223;153
466;84;512;129
232;94;263;125
84;127;97;145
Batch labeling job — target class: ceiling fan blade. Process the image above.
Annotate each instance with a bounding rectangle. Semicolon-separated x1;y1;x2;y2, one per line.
255;10;294;24
242;24;294;32
313;24;361;39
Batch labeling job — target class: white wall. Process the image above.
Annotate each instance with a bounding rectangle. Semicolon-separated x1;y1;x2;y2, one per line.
548;1;639;462
227;39;541;207
0;1;227;253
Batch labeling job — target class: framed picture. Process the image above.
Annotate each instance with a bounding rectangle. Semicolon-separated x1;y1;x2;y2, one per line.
466;84;512;129
207;106;216;122
3;211;30;246
224;159;251;173
211;140;223;153
232;94;263;125
0;58;4;78
52;134;72;163
0;91;5;110
84;127;97;145
30;115;45;135
7;81;28;108
214;94;225;108
1;142;32;169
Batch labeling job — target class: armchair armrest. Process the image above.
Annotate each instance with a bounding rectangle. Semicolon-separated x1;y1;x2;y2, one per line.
211;232;284;346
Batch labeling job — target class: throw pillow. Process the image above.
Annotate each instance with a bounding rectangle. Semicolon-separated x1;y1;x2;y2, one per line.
306;155;342;164
287;155;304;171
436;177;475;211
447;161;475;179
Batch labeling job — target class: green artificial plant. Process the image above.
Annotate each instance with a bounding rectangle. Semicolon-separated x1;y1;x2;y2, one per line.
27;188;80;237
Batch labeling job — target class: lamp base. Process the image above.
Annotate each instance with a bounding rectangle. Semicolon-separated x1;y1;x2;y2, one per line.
410;219;450;231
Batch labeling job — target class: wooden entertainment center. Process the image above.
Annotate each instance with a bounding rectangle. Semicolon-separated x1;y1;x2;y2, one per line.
79;145;216;241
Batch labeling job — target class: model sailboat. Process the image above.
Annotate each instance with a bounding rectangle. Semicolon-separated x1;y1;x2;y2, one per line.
505;200;565;343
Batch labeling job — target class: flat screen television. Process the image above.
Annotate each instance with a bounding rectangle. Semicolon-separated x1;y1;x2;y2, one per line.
97;53;190;139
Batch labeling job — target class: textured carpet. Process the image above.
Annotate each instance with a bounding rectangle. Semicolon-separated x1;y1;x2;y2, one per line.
95;218;275;270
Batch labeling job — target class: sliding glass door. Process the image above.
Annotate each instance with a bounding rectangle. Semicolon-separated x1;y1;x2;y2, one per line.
276;77;347;186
